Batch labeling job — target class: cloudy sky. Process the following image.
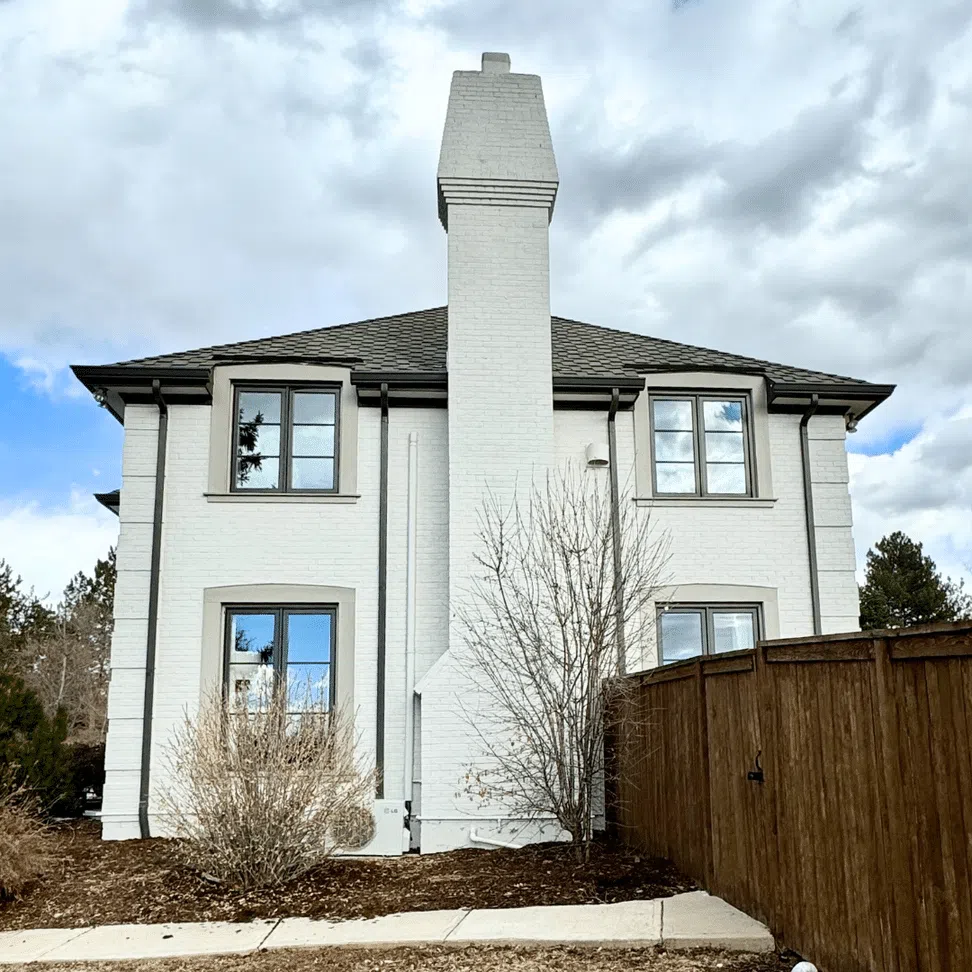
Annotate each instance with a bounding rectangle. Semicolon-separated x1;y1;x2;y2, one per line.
1;0;970;601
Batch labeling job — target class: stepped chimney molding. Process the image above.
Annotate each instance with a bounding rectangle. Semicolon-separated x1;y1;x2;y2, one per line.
436;53;559;230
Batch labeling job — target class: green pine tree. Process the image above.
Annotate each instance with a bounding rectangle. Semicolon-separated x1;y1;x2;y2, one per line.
859;532;972;630
0;561;55;669
0;671;71;813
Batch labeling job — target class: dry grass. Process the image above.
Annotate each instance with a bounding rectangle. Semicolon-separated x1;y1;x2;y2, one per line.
1;944;800;972
0;790;54;900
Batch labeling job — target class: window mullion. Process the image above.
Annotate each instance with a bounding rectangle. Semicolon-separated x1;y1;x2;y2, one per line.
694;396;705;497
273;608;285;700
281;388;292;491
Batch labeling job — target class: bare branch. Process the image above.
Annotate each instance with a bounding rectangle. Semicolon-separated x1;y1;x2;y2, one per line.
456;466;670;856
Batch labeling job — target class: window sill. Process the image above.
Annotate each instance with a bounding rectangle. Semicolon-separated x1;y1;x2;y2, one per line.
635;497;778;509
204;493;361;505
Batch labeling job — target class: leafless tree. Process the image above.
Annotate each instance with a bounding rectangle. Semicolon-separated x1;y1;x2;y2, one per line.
22;600;110;746
457;467;669;859
159;688;375;889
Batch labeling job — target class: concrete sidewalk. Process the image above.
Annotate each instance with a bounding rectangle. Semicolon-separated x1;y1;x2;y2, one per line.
0;892;774;965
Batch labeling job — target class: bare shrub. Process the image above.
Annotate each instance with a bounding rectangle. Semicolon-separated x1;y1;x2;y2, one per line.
457;467;669;858
160;691;374;889
0;788;54;899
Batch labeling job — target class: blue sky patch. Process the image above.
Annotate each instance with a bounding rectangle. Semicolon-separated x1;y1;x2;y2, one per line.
847;422;923;458
0;358;121;506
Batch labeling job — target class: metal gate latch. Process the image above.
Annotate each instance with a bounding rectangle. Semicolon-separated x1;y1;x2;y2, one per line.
747;750;765;783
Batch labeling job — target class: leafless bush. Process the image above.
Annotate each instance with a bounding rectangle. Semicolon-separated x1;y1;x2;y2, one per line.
457;467;669;858
0;787;54;899
160;690;374;889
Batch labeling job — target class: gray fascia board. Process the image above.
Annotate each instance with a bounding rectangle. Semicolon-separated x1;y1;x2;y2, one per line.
767;379;895;420
351;371;449;390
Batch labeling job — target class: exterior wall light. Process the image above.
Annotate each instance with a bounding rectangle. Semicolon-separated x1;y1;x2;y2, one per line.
93;388;109;408
845;415;858;434
586;442;610;467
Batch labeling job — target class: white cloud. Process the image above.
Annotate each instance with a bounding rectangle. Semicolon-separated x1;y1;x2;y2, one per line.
0;492;118;603
849;407;972;585
0;0;970;578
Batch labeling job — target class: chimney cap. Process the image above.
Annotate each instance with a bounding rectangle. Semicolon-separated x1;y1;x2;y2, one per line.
482;52;511;74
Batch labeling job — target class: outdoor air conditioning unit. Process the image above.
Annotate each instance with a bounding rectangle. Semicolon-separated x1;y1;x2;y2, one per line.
340;799;409;856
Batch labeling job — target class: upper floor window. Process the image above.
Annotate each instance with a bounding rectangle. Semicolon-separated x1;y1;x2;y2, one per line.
225;606;335;713
658;604;760;665
233;385;339;493
650;394;752;496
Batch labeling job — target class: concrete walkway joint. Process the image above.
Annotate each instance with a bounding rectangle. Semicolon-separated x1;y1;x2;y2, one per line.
0;893;773;964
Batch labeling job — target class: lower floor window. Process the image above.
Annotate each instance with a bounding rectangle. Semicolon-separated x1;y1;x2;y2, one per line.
658;604;760;665
225;606;335;712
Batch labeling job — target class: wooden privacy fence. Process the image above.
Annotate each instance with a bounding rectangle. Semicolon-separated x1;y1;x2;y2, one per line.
606;621;972;972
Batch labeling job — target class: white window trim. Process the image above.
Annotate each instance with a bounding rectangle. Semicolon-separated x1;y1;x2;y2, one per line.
633;373;775;501
207;364;359;500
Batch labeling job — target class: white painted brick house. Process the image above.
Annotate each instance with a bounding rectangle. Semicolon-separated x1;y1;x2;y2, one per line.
75;53;892;850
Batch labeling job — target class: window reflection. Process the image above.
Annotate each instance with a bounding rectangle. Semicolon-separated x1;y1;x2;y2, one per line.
226;608;334;714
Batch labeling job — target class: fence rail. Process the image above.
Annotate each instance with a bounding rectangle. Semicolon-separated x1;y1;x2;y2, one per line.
607;621;972;972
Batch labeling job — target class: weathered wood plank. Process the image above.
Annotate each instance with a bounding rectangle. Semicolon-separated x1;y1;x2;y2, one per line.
764;639;874;663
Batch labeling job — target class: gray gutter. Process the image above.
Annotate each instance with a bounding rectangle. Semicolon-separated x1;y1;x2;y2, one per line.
375;383;389;799
139;380;168;839
799;394;822;636
607;388;626;672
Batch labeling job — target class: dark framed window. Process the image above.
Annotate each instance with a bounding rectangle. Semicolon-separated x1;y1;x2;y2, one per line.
657;603;761;665
649;394;753;497
224;606;336;713
232;385;339;493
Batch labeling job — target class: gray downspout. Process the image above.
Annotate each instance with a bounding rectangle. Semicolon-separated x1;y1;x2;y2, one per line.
138;380;168;839
799;394;822;636
608;388;626;672
375;383;389;799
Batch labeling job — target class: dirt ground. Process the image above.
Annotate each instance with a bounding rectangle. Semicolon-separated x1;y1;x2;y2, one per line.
2;944;803;972
0;821;697;930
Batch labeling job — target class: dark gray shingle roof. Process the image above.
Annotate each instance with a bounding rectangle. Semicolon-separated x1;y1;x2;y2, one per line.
107;306;877;387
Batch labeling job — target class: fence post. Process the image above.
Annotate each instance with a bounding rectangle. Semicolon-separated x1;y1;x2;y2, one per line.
872;636;911;972
695;658;714;889
754;642;783;939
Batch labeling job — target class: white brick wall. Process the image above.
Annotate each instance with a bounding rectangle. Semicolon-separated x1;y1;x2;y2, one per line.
102;401;451;839
102;404;158;839
808;415;860;632
104;389;861;846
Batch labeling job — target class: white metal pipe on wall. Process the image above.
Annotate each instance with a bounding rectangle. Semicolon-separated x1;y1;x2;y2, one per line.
403;432;419;804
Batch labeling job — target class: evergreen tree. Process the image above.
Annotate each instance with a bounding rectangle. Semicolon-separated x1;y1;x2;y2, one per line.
0;671;71;813
0;561;55;669
859;532;972;630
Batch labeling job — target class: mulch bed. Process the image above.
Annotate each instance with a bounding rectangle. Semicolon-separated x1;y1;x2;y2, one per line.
2;945;802;972
0;820;697;931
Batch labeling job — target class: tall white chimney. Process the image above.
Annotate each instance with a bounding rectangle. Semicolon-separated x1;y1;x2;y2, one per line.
438;53;559;627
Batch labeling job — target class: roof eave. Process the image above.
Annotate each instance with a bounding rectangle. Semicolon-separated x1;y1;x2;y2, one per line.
94;490;121;517
71;365;213;423
767;379;896;421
